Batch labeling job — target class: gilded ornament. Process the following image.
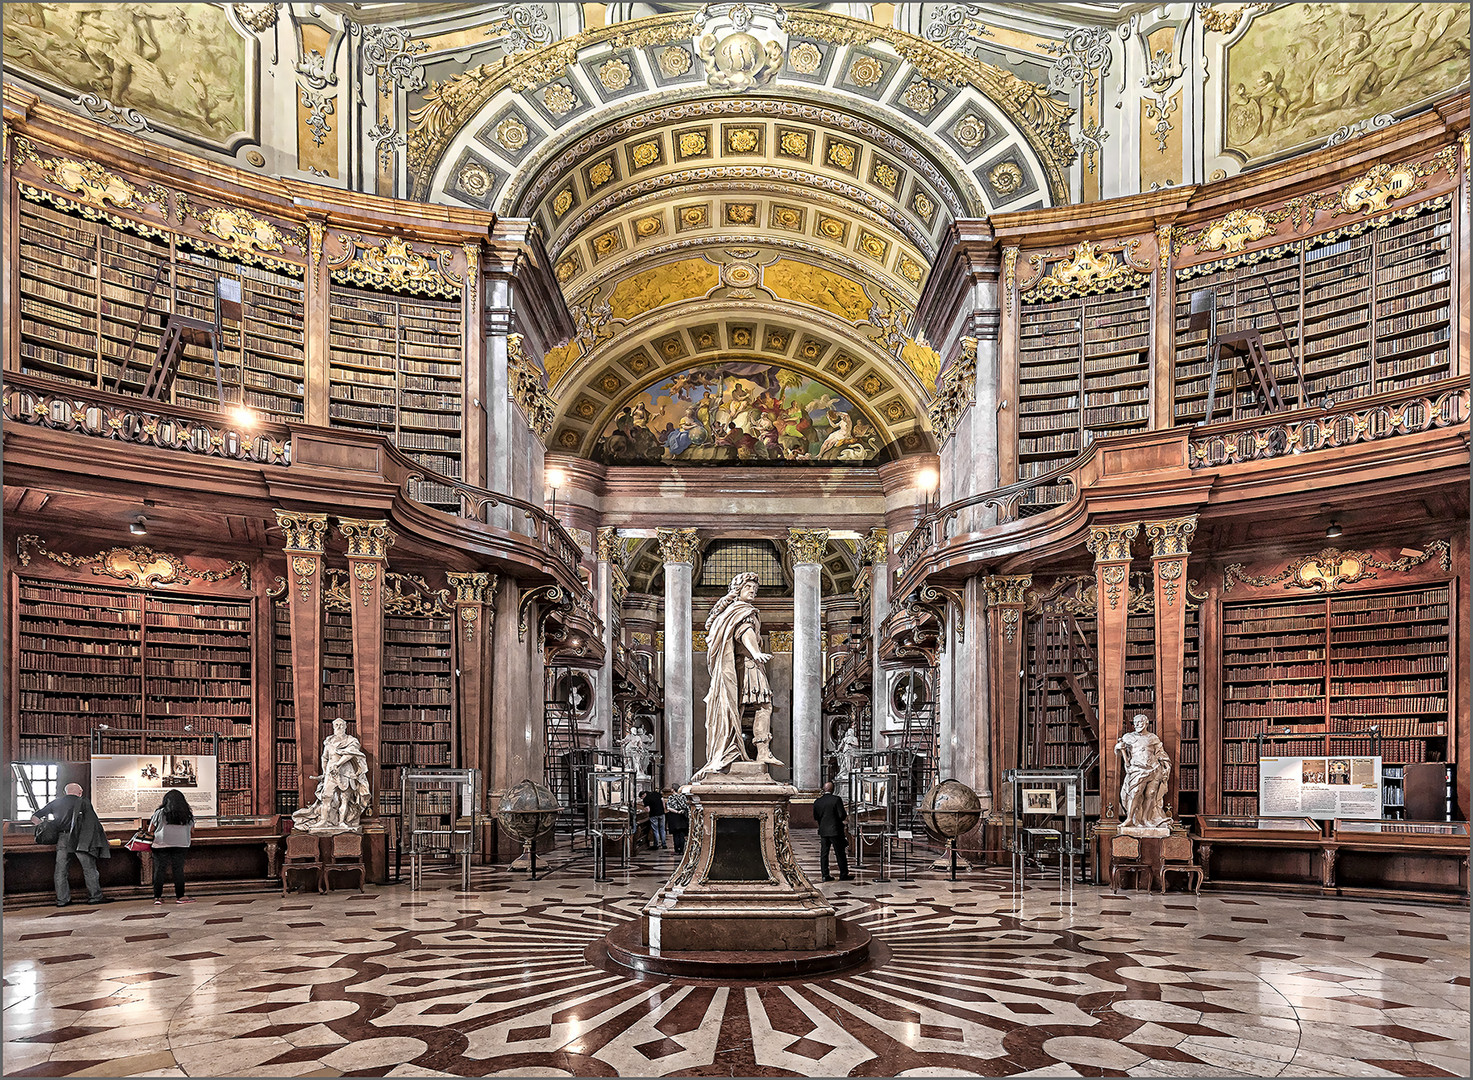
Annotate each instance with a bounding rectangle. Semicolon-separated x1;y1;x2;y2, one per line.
352;561;378;607
1086;522;1139;564
1023;241;1148;303
898;256;923;285
552;189;574;216
1337;163;1424;216
1145;515;1198;559
926;336;976;444
911;191;935;220
1154;557;1185;608
543;84;578;115
588;160;615;187
951;113;986;150
290;555;318;602
494;116;530;151
596;528;625;565
659;46;693;77
678;131;708;156
457;160;493;198
902;79;939;113
725;203;757;225
275;510;329;552
462;241;480;292
827;142;857;170
1002;246;1018;314
14;142;169;217
1100;563;1128;610
1224;541;1450;594
693;14;785;93
506;333;556;441
334;235;457;297
15;536;249;591
982;574;1031;608
724;261;759;287
779;131;810;157
857;231;889;262
599;58;634;91
789;41;823;74
634;215;662;238
771;206;803;231
233;3;279;33
873;162;899;191
988;162;1024;196
727;127;760;153
1199;3;1271;34
554;255;580;283
1187;207;1281;253
656;527;700;565
181;199;289;257
337;517;395;560
786;527;830;565
631;140;661;168
847;55;884;88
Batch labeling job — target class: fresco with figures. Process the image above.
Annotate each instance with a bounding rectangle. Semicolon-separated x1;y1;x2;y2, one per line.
594;363;883;465
3;3;249;143
1224;2;1469;161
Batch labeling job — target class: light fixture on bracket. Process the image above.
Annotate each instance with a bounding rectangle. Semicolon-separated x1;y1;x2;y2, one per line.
130;515;148;536
1325;521;1343;539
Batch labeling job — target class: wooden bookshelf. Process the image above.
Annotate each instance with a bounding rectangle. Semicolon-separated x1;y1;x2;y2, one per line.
1016;289;1150;510
1220;585;1451;816
14;578;257;814
379;613;455;815
272;599;298;815
321;607;357;733
1177;605;1203;816
328;286;464;512
16;201;307;421
1174;198;1453;425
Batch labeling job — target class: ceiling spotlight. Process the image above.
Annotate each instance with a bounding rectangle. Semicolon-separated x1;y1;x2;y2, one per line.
130;516;148;536
1325;521;1343;539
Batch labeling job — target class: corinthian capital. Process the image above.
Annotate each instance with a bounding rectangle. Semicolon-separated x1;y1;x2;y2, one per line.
1086;522;1139;563
596;526;624;565
656;527;700;565
447;571;497;606
857;527;888;566
982;574;1031;606
337;517;395;560
786;527;830;566
1145;515;1198;559
275;510;328;553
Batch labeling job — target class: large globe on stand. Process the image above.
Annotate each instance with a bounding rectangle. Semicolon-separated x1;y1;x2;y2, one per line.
919;779;982;844
497;779;561;845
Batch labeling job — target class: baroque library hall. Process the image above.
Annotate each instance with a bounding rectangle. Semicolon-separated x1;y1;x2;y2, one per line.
0;2;1469;1078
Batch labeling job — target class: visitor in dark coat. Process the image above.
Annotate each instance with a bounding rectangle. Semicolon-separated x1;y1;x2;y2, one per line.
33;783;111;907
812;781;851;882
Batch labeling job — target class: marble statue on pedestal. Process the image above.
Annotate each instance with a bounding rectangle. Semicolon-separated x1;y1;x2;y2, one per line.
696;572;781;779
834;724;860;783
621;724;654;780
292;718;372;833
1116;713;1172;835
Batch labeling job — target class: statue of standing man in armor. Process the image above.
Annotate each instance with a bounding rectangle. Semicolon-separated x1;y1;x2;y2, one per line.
696;572;781;780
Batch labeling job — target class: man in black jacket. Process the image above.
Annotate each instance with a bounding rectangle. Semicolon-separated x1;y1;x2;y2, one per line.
812;781;851;882
32;783;111;907
642;789;667;850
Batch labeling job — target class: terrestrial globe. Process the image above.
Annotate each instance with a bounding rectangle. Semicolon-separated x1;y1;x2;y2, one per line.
497;778;561;844
918;779;982;843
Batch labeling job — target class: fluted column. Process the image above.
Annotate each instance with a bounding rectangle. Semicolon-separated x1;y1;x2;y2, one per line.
1147;515;1197;819
448;572;496;806
275;510;328;808
1088;523;1140;819
338;517;394;817
658;528;699;784
596;528;622;748
788;528;829;793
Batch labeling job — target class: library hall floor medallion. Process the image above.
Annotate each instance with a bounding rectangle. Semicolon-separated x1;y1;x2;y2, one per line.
3;837;1468;1078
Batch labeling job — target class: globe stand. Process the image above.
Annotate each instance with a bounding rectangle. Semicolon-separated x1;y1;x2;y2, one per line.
509;839;540;880
930;838;971;881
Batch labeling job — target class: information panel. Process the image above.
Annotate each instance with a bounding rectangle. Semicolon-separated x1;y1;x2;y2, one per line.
1259;755;1382;819
91;755;218;820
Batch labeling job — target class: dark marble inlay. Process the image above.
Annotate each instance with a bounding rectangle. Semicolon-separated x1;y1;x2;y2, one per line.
705;818;771;881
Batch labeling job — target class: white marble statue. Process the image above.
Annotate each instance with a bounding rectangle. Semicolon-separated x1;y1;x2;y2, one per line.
696;572;780;780
621;724;654;780
1116;713;1172;834
834;724;861;783
292;718;372;833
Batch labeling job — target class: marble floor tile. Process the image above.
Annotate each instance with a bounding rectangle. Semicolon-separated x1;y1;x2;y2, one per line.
3;837;1467;1078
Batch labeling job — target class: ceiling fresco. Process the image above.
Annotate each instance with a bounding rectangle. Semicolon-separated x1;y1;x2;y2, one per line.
593;362;885;466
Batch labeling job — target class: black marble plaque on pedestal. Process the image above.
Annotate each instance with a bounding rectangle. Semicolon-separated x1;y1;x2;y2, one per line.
706;818;771;881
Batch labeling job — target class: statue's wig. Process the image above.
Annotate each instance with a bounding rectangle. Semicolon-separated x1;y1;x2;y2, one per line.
706;571;761;627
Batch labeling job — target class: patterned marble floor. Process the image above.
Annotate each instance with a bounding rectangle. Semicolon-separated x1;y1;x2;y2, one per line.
2;836;1468;1078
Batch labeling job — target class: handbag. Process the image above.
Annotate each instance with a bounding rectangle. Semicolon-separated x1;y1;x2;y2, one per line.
125;827;153;853
34;815;63;845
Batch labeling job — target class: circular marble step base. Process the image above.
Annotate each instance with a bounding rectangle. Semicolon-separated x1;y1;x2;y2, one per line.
598;916;873;981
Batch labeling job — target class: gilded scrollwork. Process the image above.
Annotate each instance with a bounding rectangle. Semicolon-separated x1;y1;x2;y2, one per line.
507;334;556;442
1224;541;1451;594
1086;522;1139;564
13;138;170;218
331;235;460;298
926;336;978;446
16;536;250;590
275;510;329;553
337;517;395;560
1022;241;1150;303
656;527;701;566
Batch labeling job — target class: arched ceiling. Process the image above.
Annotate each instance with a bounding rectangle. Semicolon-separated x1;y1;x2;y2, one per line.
414;8;1076;465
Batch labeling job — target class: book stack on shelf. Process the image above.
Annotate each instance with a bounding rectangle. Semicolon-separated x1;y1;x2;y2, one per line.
1220;585;1451;816
321;608;356;734
1016;289;1150;510
272;600;298;814
1177;606;1203;815
379;614;456;816
1173;199;1453;425
16;202;307;421
328;286;464;513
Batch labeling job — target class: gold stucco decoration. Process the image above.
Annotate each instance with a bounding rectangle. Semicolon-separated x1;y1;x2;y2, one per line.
788;41;822;74
17;536;250;591
762;259;871;322
1022;240;1150;303
605;258;721;320
598;58;633;91
333;235;459;297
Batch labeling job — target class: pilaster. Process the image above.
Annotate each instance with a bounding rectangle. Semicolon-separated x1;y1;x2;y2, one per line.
338;517;393;816
787;528;829;794
1088;522;1140;819
1146;514;1197;818
275;509;328;807
448;571;497;804
983;574;1031;807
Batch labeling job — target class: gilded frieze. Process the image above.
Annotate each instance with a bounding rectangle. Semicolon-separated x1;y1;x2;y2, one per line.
17;535;250;591
1225;541;1451;594
762;259;872;322
1020;240;1151;303
605;259;721;321
330;235;460;298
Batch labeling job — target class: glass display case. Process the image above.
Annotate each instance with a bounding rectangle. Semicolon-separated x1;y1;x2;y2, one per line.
1334;819;1469;838
1196;815;1320;834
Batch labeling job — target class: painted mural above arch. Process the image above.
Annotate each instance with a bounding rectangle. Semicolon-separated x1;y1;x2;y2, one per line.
593;362;892;467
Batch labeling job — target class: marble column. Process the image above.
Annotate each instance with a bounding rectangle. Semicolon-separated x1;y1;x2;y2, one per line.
788;528;829;793
1088;523;1140;820
658;528;699;784
275;511;328;809
1147;515;1198;818
596;527;622;748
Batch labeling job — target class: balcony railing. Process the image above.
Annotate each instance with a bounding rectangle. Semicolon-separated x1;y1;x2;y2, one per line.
4;372;585;584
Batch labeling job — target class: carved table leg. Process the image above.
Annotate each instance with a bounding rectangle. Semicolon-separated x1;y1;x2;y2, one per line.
1321;845;1338;890
1197;842;1212;883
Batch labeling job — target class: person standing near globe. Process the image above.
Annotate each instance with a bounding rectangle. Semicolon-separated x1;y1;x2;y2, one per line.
696;572;780;780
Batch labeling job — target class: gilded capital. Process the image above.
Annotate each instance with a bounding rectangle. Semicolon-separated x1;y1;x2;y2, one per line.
1086;522;1139;563
656;527;700;565
337;517;395;560
275;510;329;553
983;574;1032;606
447;571;497;606
786;527;830;566
612;569;629;607
857;527;889;566
596;526;624;565
1145;515;1198;559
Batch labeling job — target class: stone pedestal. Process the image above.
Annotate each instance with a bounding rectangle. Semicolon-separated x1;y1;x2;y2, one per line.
642;763;836;952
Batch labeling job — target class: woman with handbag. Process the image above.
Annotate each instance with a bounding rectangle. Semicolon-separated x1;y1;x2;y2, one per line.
148;790;196;905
